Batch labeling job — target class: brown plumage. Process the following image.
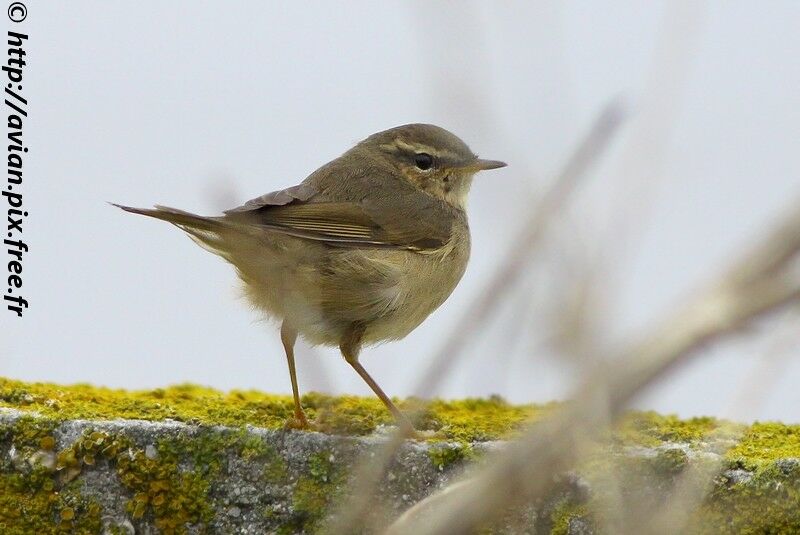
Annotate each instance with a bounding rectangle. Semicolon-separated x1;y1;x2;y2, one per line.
115;123;506;431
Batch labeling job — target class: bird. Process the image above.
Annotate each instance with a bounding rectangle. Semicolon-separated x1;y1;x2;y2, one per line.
114;124;506;432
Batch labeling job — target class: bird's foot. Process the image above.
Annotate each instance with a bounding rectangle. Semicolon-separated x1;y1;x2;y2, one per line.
284;411;312;431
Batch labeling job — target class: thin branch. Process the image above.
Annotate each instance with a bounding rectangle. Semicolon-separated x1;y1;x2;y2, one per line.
326;102;626;535
387;196;800;535
644;311;800;535
413;100;627;396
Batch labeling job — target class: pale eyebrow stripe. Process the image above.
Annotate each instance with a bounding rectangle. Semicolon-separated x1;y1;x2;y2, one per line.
390;139;461;161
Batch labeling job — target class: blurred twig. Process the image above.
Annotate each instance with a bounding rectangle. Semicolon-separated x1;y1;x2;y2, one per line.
413;101;626;397
726;312;800;420
644;310;800;535
326;102;626;535
387;197;800;534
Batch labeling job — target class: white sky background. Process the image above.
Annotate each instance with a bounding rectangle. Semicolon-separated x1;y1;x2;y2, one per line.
3;1;799;422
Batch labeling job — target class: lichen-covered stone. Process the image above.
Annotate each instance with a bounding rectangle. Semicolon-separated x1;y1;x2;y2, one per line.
1;378;799;533
0;410;455;534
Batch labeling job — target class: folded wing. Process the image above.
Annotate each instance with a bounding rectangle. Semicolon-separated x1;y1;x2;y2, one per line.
224;183;451;251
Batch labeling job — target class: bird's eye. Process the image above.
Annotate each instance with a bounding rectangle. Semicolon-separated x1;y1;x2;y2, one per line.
414;153;434;171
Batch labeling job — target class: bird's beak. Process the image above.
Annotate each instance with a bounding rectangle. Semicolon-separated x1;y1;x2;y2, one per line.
473;158;507;171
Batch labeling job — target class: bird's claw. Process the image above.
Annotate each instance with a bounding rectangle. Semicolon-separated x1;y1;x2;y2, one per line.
284;412;312;430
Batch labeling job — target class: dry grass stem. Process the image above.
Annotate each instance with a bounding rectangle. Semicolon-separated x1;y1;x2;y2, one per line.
325;102;626;535
386;197;800;535
414;101;627;397
643;311;800;535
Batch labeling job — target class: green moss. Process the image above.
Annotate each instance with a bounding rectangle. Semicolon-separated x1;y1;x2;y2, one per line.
0;413;293;534
550;454;800;535
0;378;294;430
688;460;800;534
614;411;725;447
289;451;347;533
238;434;288;483
687;422;800;535
427;443;475;471
5;375;769;450
304;392;395;435
265;452;289;483
0;378;550;442
725;422;800;468
581;422;800;534
307;450;336;484
2;376;798;456
550;501;590;535
653;448;690;475
240;433;271;459
2;377;800;533
422;396;551;443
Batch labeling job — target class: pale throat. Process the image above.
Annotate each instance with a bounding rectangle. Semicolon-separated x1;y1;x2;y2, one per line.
441;175;472;210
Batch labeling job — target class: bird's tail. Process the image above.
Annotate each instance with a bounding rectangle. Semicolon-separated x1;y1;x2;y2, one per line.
112;203;241;259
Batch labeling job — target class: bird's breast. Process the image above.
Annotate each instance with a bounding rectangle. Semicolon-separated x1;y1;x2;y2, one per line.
265;221;471;347
356;224;471;344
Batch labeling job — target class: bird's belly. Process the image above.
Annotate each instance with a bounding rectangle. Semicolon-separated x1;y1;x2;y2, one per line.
236;234;469;347
329;244;470;345
367;270;457;342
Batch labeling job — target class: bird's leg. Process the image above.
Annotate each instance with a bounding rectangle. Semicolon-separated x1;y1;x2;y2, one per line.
340;323;415;434
280;322;310;429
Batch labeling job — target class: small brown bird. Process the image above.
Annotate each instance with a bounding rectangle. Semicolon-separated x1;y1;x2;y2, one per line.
115;124;505;432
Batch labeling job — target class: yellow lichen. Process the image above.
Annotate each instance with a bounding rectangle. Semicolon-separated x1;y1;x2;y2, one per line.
2;376;800;534
0;410;288;534
725;422;800;468
0;377;551;441
614;411;726;447
2;376;798;454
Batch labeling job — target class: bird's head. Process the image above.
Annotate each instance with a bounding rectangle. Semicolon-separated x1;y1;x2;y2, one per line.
356;123;506;210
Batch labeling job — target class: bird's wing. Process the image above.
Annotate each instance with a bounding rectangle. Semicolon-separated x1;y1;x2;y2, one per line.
223;184;452;251
224;182;318;213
